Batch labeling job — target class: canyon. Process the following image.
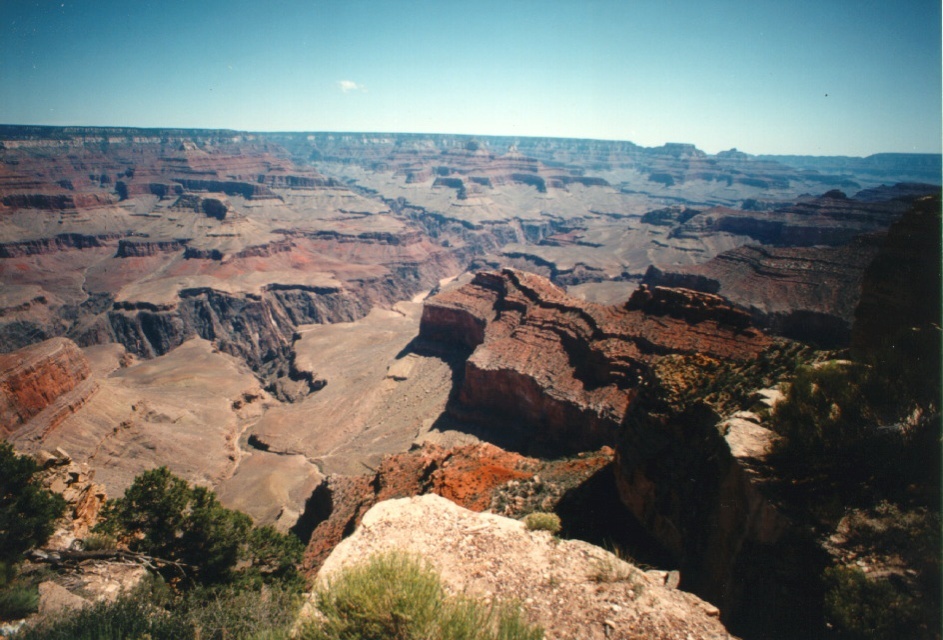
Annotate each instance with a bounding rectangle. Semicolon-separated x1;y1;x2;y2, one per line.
1;125;939;638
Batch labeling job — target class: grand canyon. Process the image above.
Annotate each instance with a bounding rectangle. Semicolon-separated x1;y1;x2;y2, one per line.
1;125;940;639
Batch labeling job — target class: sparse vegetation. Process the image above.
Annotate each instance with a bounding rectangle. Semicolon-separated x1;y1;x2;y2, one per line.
0;443;66;623
301;551;543;640
0;442;66;566
15;557;303;639
650;341;819;417
95;467;304;590
770;327;940;491
7;468;309;637
0;581;39;621
823;566;920;640
79;532;117;551
523;512;561;535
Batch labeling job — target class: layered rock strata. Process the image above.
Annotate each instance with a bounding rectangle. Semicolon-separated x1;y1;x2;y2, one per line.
419;269;770;454
0;338;95;438
642;237;884;346
671;185;937;246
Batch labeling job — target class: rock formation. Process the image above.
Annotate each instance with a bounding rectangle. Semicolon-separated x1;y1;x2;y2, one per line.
298;442;613;574
311;494;736;640
642;237;884;346
0;338;96;439
671;184;937;247
852;193;942;350
419;269;771;454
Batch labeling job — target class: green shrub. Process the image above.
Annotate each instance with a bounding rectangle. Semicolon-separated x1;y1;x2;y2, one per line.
823;565;919;640
96;467;304;591
15;577;300;640
305;552;444;640
0;583;39;621
182;584;301;640
302;551;542;640
80;533;117;551
523;512;561;535
0;442;67;564
14;590;189;640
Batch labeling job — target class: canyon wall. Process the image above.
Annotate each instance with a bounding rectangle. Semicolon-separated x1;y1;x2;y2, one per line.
0;337;96;439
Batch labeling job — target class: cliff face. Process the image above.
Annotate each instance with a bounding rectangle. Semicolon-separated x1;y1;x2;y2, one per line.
0;337;95;438
612;393;807;635
418;270;809;633
419;269;770;455
672;185;935;247
643;237;884;346
852;194;942;350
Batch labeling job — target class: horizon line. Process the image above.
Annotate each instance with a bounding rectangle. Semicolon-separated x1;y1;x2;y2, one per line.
0;123;940;160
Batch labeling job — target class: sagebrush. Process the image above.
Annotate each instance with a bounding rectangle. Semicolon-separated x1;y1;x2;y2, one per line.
301;551;543;640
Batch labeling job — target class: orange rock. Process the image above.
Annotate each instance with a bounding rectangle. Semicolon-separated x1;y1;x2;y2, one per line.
0;338;92;438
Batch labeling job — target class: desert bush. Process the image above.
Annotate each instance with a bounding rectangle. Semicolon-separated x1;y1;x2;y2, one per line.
14;587;188;640
823;566;919;640
768;358;932;481
79;532;117;551
0;442;66;565
302;551;543;640
0;583;39;621
181;584;301;640
15;576;300;640
523;512;561;535
96;467;304;590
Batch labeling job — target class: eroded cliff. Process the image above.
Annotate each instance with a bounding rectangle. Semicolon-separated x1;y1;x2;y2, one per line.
419;269;770;454
0;337;96;439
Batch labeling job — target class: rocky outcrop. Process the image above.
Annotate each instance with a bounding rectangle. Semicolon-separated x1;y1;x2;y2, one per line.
608;355;823;638
109;284;370;375
0;338;94;438
298;442;613;574
310;494;736;640
173;179;274;200
171;193;236;219
643;237;884;346
115;238;188;257
37;451;108;548
419;269;771;454
0;233;118;258
106;266;457;398
1;192;114;210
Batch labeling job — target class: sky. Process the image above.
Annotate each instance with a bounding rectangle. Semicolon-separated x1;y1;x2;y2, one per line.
1;0;940;156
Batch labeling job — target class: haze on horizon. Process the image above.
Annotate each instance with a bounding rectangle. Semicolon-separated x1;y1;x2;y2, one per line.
1;0;940;158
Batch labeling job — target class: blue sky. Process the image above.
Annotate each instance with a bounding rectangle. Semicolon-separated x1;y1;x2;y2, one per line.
1;0;940;156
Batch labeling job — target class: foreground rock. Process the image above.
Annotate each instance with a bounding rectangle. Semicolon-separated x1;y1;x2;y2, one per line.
311;494;735;640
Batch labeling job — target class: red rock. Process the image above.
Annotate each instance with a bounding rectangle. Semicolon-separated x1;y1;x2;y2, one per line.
420;269;771;454
300;442;612;575
0;338;92;438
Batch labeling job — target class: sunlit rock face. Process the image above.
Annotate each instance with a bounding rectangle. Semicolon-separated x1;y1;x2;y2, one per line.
0;337;94;439
420;268;770;455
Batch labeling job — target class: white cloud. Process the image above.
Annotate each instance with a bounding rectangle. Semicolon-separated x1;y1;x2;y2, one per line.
337;80;366;93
